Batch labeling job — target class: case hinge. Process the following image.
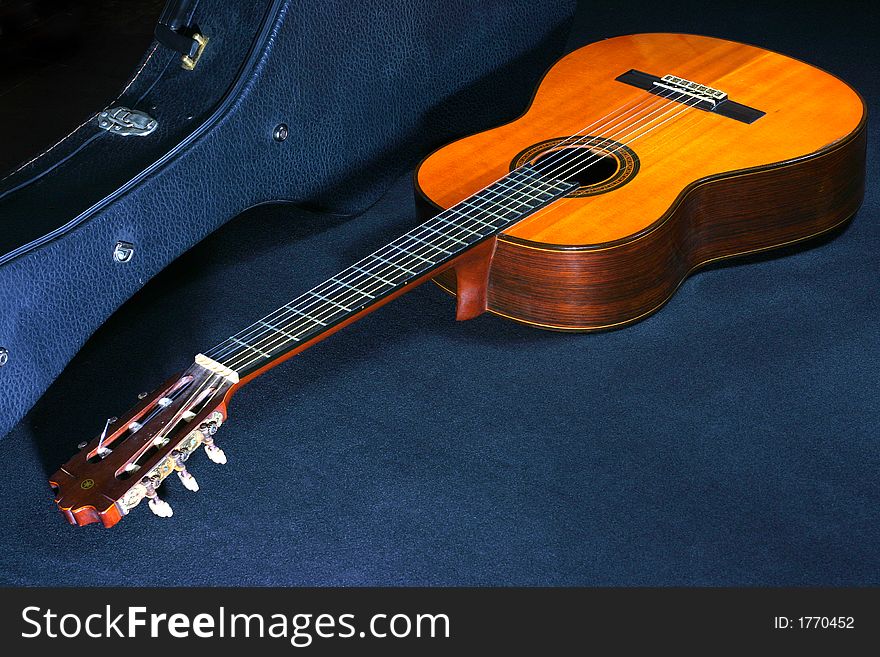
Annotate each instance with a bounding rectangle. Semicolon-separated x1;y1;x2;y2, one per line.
155;0;209;70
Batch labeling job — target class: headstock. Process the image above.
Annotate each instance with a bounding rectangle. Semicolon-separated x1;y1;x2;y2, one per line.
50;356;237;527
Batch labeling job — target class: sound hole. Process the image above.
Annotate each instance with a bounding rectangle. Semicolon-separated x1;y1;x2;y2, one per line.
532;147;619;189
511;136;639;198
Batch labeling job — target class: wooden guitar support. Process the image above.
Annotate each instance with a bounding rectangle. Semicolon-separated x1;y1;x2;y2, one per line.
450;237;497;321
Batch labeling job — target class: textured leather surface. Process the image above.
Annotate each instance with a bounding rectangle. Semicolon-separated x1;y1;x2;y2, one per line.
0;0;575;437
0;1;270;254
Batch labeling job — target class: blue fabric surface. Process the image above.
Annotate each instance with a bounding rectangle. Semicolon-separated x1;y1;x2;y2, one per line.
1;0;878;585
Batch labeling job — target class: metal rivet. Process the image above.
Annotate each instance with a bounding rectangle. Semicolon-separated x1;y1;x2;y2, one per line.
113;241;135;263
0;348;7;367
273;123;289;142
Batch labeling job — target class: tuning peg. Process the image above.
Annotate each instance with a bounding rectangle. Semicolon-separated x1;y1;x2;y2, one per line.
147;494;173;518
176;467;200;492
204;441;227;464
169;449;199;491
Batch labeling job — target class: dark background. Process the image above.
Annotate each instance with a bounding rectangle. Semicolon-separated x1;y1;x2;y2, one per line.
0;1;877;585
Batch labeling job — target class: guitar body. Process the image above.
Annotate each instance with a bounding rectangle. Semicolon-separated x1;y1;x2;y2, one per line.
416;33;867;330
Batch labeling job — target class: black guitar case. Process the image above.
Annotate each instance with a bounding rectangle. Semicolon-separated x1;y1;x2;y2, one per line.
0;0;576;437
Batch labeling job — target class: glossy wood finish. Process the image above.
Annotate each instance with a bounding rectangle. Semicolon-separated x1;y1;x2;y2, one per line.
416;33;866;329
48;370;218;528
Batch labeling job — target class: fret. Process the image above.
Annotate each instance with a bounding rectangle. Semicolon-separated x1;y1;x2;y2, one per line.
405;231;455;254
462;181;553;223
422;171;551;239
429;212;489;239
220;167;576;378
463;193;521;220
387;241;435;266
308;290;353;312
259;319;300;343
284;303;327;326
231;336;271;358
412;223;468;247
351;264;399;288
529;183;558;202
368;253;418;276
329;276;375;300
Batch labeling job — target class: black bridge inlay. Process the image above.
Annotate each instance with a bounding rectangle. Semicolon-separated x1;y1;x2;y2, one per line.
615;69;765;124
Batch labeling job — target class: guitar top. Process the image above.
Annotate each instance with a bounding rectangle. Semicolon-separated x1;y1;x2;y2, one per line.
420;32;865;329
50;33;865;527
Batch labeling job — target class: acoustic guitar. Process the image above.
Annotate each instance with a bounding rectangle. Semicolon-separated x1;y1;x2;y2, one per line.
51;33;866;527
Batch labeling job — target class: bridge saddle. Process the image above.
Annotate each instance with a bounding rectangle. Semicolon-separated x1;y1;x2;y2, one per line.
653;74;728;107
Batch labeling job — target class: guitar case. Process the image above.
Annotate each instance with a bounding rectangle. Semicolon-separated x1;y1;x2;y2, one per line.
0;0;576;438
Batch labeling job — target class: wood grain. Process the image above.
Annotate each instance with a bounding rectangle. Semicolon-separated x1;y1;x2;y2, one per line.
416;33;867;329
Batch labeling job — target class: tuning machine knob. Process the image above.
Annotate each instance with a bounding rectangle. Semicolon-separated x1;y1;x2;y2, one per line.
200;414;227;464
148;495;173;517
204;438;227;464
176;468;199;491
171;449;200;491
140;474;173;518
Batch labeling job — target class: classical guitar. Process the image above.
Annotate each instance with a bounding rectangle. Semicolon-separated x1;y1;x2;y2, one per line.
51;33;865;527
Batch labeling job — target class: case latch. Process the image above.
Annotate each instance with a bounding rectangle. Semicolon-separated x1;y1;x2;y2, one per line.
97;107;159;136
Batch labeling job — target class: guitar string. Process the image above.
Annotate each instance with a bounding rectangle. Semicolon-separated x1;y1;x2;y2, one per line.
137;50;795;488
142;90;705;464
209;95;694;371
507;88;722;245
218;50;764;362
121;90;709;483
221;92;707;373
204;88;682;362
169;173;569;449
218;89;703;371
209;88;697;367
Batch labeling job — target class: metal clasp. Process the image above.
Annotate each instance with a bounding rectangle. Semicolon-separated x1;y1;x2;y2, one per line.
113;241;136;263
155;1;210;71
98;107;158;137
181;33;209;70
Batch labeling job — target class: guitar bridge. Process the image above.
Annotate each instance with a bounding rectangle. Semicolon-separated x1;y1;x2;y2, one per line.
615;69;765;124
652;74;728;108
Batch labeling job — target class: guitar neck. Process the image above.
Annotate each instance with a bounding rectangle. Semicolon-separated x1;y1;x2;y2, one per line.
201;165;575;385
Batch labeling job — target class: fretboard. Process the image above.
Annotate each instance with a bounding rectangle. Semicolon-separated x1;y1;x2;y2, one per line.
203;165;575;377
